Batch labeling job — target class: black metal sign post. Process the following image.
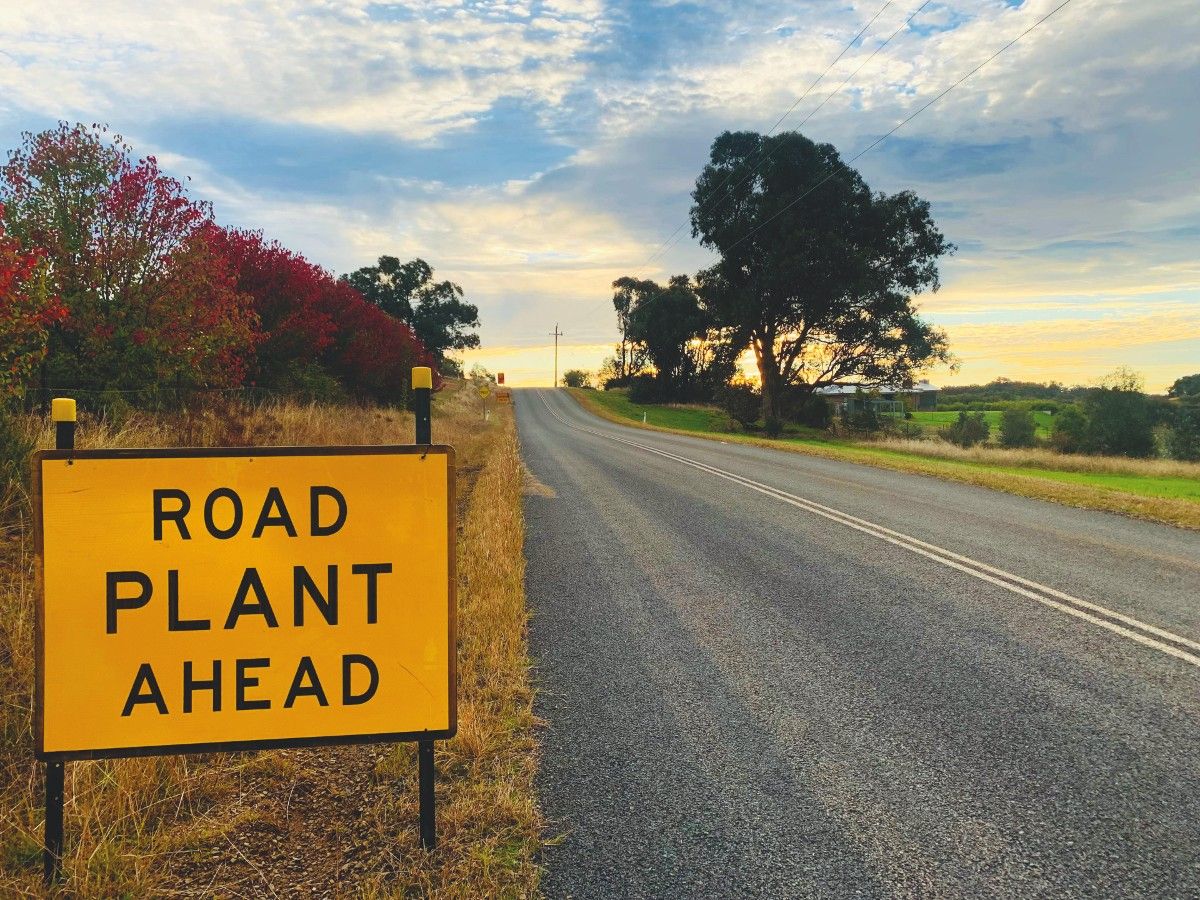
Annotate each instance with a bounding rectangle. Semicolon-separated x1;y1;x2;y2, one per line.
412;366;437;851
44;397;75;886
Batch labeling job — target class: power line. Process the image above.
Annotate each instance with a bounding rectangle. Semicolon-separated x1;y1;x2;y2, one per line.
722;0;1077;256
784;1;935;143
639;0;935;275
634;1;895;274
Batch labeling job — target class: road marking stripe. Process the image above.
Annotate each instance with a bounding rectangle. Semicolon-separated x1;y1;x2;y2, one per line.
537;390;1200;669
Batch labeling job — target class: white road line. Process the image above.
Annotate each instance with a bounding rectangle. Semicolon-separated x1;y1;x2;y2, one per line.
537;390;1200;669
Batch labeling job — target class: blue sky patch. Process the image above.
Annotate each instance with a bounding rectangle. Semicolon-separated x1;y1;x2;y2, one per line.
138;100;572;198
882;136;1032;180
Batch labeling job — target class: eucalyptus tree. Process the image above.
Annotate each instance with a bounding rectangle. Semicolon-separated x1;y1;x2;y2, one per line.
691;130;954;421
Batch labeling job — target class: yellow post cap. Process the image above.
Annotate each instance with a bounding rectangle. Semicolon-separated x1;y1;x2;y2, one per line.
51;398;77;423
412;367;433;390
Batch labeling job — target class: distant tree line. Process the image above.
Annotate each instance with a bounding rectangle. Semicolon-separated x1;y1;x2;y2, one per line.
936;378;1091;412
928;371;1200;461
0;122;479;412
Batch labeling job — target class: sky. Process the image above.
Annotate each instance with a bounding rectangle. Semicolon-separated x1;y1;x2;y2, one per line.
1;0;1197;390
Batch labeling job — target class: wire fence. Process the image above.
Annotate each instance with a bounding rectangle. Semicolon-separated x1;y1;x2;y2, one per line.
11;383;342;417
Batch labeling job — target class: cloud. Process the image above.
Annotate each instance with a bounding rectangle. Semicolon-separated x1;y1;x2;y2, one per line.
931;303;1200;390
1;0;1197;390
0;0;607;141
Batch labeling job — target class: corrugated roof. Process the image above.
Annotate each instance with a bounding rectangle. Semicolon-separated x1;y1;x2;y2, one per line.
814;381;938;396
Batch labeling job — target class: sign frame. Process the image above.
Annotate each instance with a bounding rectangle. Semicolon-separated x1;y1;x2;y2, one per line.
32;443;457;763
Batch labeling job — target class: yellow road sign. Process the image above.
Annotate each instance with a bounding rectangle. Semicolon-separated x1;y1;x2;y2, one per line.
34;446;455;760
478;385;491;399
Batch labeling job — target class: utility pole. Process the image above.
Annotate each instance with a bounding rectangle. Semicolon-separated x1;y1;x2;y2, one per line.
550;323;563;387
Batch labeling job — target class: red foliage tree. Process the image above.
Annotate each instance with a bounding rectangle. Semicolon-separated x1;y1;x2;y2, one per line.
210;227;437;402
0;207;67;399
207;228;337;389
319;280;437;404
144;224;261;388
1;123;260;393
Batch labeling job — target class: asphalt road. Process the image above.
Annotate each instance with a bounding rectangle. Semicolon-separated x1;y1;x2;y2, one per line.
517;388;1200;899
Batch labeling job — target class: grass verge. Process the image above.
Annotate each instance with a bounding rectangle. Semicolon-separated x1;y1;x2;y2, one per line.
568;388;1200;531
0;380;541;896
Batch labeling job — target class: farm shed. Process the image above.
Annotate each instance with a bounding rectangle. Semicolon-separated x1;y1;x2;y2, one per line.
815;381;939;412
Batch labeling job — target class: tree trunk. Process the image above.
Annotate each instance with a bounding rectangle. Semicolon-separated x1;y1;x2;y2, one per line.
754;333;783;423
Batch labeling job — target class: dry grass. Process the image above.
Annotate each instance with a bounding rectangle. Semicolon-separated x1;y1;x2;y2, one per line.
869;437;1200;480
361;396;540;898
0;381;541;896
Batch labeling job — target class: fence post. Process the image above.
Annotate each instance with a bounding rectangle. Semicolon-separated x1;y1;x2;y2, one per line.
44;397;75;886
411;367;436;850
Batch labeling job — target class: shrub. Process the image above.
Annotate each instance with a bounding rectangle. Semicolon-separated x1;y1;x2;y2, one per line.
764;416;783;438
843;403;881;434
562;369;591;388
274;360;346;403
897;421;924;440
1165;404;1200;461
1083;386;1156;458
626;373;661;404
709;412;739;433
797;395;832;429
320;279;435;406
716;383;760;428
1050;404;1088;453
999;407;1036;448
939;411;989;447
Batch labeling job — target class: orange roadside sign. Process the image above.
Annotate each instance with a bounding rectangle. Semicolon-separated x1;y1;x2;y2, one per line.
34;446;456;760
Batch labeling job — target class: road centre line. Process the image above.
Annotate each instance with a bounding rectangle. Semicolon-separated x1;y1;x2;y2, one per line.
537;390;1200;669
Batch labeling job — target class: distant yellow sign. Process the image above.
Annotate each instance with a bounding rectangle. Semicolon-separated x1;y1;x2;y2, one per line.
478;385;491;399
34;446;455;760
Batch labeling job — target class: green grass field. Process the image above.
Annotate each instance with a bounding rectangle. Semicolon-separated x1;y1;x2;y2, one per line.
573;389;734;433
847;444;1200;502
581;391;1055;441
908;409;1055;437
569;388;1200;526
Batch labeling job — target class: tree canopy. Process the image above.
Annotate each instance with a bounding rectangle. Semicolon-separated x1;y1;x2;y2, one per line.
341;255;479;361
1168;373;1200;400
618;276;706;392
0;205;66;398
691;130;954;420
608;275;737;400
1;122;259;392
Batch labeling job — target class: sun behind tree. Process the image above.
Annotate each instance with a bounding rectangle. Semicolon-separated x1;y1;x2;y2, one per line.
690;130;955;423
